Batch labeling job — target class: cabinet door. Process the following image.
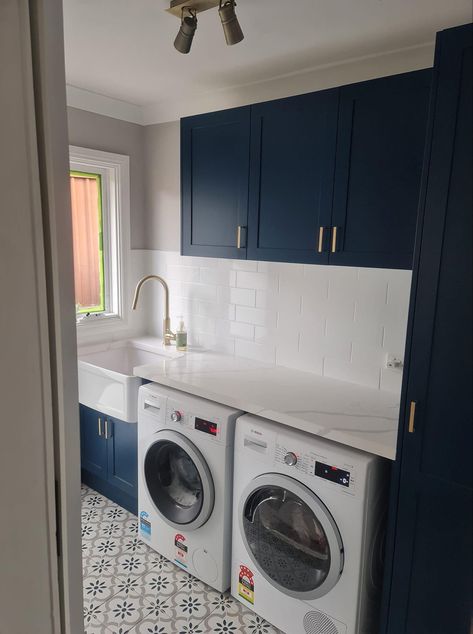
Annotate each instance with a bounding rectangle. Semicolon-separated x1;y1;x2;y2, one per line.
79;404;107;478
106;417;138;497
384;25;472;634
181;106;250;259
331;70;431;269
247;90;338;263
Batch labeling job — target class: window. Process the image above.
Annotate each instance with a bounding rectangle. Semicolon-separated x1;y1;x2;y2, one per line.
69;146;130;326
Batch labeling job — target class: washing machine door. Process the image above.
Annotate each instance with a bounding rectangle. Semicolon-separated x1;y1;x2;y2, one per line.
239;473;344;600
144;430;215;531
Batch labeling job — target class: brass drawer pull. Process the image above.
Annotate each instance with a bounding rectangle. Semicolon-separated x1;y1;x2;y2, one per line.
317;227;325;253
408;401;416;433
98;417;102;437
104;419;111;440
331;226;338;253
237;225;246;249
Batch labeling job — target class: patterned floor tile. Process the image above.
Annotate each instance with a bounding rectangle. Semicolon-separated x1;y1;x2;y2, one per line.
94;592;151;634
112;549;162;580
81;486;284;634
83;572;118;607
84;555;116;578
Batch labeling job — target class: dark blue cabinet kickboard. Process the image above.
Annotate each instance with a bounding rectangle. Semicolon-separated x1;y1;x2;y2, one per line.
330;69;432;269
380;23;472;634
247;89;337;264
80;404;138;515
181;106;251;259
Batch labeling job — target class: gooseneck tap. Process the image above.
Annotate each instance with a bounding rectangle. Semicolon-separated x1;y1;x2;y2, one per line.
132;275;176;346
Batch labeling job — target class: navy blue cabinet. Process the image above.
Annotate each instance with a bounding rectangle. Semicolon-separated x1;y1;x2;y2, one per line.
181;72;431;269
80;404;107;478
80;405;138;514
331;70;431;269
181;106;251;259
381;24;472;634
247;90;338;264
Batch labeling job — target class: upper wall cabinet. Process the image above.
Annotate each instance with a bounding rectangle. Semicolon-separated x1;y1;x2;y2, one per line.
247;90;338;264
330;70;432;269
181;106;251;259
180;70;432;269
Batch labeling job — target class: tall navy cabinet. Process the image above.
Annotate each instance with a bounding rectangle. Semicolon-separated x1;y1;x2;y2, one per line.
181;106;251;259
247;90;338;263
381;24;472;634
331;70;431;269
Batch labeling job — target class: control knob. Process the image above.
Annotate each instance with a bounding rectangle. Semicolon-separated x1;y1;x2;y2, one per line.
171;410;182;423
284;451;298;466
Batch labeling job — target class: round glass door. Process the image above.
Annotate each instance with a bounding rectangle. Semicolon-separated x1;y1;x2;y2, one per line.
144;430;214;530
239;473;343;600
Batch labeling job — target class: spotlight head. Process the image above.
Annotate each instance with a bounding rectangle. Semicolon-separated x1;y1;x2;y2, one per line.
174;8;198;54
219;0;244;46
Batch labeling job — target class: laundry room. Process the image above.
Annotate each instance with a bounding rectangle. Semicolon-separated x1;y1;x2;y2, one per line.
0;2;471;634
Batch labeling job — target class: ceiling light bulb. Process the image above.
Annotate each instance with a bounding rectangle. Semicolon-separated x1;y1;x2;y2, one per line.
174;9;198;54
219;0;244;46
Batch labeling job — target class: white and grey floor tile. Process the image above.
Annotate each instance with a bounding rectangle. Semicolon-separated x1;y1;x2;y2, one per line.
81;485;282;634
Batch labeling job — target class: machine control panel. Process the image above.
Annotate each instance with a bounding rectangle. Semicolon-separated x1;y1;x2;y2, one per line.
283;451;298;466
275;440;356;493
166;400;222;441
314;461;350;487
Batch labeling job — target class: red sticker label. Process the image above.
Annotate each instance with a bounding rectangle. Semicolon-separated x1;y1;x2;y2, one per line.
238;565;254;605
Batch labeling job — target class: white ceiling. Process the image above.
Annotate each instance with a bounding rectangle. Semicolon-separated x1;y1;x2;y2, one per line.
63;0;471;110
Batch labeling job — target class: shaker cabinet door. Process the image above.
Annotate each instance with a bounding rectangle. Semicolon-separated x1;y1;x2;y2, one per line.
330;70;431;269
181;106;251;259
106;417;138;497
383;24;472;634
247;90;338;264
80;404;107;478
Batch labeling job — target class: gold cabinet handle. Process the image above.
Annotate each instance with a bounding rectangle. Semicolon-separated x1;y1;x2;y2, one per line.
98;417;102;437
331;226;338;253
104;419;109;440
237;225;246;249
317;227;325;253
408;401;416;433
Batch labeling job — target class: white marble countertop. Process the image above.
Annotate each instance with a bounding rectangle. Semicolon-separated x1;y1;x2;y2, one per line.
131;337;400;460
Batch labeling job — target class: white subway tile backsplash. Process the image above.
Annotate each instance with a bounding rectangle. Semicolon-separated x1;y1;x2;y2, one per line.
230;287;256;307
141;250;411;392
235;305;277;328
235;338;276;364
230;321;255;340
236;270;278;293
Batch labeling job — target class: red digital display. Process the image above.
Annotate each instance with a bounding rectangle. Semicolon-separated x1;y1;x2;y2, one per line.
195;417;218;436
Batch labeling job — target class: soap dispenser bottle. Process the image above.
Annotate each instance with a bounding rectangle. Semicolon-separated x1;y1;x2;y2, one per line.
176;317;188;351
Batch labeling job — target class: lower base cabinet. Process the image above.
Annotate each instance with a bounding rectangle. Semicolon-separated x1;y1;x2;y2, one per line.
80;404;138;515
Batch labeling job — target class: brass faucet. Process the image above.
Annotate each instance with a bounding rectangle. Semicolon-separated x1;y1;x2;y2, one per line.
132;275;176;346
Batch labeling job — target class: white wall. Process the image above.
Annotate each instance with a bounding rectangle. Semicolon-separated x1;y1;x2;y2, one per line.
136;251;411;393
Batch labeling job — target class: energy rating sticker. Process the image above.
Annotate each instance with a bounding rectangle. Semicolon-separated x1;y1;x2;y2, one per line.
174;533;188;568
140;511;151;539
238;565;254;605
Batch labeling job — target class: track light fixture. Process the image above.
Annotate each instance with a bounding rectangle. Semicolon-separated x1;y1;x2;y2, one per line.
174;7;198;54
167;0;244;53
219;0;244;45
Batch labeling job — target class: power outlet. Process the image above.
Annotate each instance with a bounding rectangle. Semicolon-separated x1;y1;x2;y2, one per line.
386;354;404;371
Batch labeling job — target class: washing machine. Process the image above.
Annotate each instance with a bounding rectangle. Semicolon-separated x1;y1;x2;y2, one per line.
138;383;241;592
231;414;389;634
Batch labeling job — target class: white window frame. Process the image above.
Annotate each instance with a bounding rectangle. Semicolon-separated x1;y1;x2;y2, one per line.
69;146;130;330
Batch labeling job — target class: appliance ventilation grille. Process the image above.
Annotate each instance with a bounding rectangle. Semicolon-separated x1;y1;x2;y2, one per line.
303;610;340;634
